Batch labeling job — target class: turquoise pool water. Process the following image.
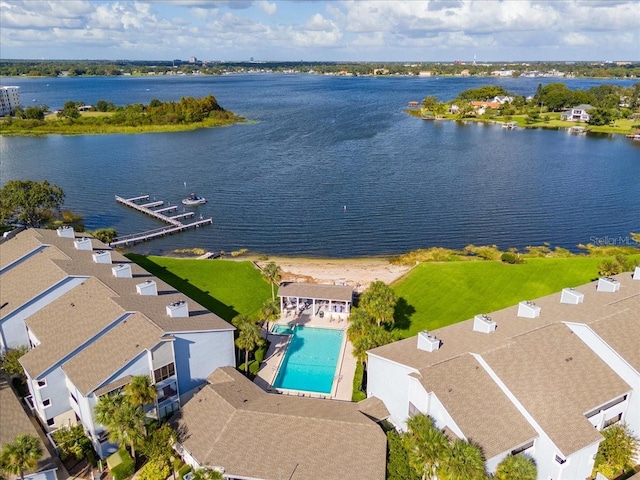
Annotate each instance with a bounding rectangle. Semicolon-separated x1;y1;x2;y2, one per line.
272;325;344;394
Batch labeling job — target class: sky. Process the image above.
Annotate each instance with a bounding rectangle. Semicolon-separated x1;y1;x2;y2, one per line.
1;0;639;62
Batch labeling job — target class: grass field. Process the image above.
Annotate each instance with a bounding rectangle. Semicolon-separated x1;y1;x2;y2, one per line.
126;255;272;322
391;255;640;338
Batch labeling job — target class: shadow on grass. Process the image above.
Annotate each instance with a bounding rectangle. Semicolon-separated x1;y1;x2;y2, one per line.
126;254;239;322
393;297;415;331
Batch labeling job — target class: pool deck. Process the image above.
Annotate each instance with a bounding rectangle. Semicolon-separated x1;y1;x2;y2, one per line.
254;312;356;402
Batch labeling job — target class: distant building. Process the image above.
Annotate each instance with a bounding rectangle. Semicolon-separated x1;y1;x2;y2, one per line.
560;104;595;122
0;86;21;116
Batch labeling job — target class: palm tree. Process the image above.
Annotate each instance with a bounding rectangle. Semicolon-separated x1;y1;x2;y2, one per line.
437;439;486;480
261;262;281;301
0;434;43;480
495;454;536;480
347;308;394;366
94;392;145;460
358;281;397;327
404;414;448;480
259;299;280;331
232;314;265;374
95;392;124;427
125;375;157;408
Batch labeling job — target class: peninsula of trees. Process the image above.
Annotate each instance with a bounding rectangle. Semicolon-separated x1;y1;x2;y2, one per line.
0;95;243;136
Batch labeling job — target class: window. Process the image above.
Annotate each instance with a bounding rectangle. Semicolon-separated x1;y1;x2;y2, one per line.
70;392;78;404
586;395;628;418
555;455;566;465
42;398;51;408
408;402;420;417
46;418;55;426
154;363;176;383
511;440;534;456
37;379;47;388
603;413;623;428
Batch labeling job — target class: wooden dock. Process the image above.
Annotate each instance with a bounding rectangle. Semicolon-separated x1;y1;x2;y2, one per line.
111;194;212;247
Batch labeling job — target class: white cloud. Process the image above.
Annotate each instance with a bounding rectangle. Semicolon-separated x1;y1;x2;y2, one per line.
257;0;276;16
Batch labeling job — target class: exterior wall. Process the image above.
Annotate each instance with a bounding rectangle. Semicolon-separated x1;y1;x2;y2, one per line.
0;276;87;350
172;330;235;394
0;86;21;116
30;368;72;428
566;322;640;438
555;442;600;480
366;353;418;429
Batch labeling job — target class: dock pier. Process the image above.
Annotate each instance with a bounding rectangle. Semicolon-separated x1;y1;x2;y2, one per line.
111;194;212;247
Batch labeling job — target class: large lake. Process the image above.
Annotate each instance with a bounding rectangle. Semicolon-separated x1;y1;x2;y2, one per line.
1;74;639;257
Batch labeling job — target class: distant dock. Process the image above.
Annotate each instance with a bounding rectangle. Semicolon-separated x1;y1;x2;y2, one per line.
110;194;212;247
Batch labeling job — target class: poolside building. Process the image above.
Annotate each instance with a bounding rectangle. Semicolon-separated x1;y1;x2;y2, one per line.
367;272;640;480
0;228;235;458
278;282;353;321
172;366;387;480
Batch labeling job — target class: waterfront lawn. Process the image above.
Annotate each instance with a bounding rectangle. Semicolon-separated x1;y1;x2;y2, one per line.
391;256;639;338
126;255;271;321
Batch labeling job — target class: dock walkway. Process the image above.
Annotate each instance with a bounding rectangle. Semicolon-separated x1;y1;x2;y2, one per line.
110;194;212;247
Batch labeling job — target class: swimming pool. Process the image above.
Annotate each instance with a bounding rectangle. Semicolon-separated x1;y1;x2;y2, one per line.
272;325;344;394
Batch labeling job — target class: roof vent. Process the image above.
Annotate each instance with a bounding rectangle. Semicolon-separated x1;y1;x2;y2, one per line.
136;280;158;296
597;277;620;293
417;331;441;352
92;250;112;264
633;266;640;280
560;288;584;305
166;300;188;318
112;263;132;278
57;225;75;238
473;314;497;333
73;237;92;251
517;301;541;318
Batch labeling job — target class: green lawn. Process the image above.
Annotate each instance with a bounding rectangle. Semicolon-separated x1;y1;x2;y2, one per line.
391;256;639;338
126;255;272;322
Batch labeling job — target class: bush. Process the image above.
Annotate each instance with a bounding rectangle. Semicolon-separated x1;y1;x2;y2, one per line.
138;462;170;480
108;449;135;480
501;252;519;264
178;465;192;480
352;361;366;402
598;255;638;276
387;429;420;480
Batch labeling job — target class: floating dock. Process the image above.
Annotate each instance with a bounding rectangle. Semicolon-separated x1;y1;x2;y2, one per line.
110;194;212;247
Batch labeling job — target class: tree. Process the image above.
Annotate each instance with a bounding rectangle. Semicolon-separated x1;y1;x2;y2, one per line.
51;425;95;463
438;439;486;480
259;299;280;330
232;314;265;374
358;281;398;327
403;414;449;479
125;375;157;408
593;423;639;479
0;180;65;227
57;100;81;120
348;309;394;366
0;345;29;378
387;429;420;480
261;262;281;301
495;454;537;480
0;434;43;480
138;423;175;469
95;393;145;460
588;108;617;126
91;228;118;244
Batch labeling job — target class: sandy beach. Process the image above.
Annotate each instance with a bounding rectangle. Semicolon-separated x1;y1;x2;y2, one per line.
253;256;414;292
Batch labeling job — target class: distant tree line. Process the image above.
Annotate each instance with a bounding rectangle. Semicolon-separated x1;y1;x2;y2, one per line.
1;59;639;78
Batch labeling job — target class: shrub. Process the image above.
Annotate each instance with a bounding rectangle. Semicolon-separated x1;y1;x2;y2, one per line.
387;429;420;480
598;255;639;276
178;465;192;480
138;462;170;480
501;252;518;264
108;449;135;480
352;361;366;402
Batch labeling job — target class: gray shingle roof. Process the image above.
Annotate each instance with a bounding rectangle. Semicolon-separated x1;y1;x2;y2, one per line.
173;367;386;480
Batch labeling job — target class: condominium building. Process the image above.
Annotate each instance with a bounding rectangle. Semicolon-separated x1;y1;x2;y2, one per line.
367;271;640;480
0;86;21;116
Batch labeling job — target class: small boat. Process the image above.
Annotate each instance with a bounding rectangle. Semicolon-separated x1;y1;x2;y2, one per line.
502;121;517;129
569;126;587;135
182;193;207;206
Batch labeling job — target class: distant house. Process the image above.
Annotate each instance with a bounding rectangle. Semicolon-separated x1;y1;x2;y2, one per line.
560;104;595;122
493;96;514;104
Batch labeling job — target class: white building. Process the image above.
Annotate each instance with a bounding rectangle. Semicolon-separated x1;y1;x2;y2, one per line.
367;273;640;480
0;86;21;116
0;228;236;458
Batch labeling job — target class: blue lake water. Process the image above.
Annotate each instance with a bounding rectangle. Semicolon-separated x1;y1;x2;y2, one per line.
1;74;638;256
272;325;344;394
